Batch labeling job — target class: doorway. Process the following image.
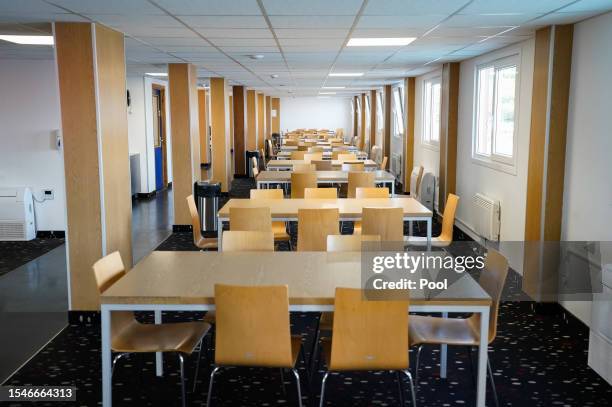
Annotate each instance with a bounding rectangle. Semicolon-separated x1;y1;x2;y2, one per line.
152;84;167;191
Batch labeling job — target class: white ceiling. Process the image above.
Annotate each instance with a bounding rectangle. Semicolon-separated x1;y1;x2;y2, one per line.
0;0;611;96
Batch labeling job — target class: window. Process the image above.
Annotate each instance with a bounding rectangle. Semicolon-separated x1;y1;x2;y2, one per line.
422;77;441;147
473;55;519;169
392;86;404;136
376;91;384;132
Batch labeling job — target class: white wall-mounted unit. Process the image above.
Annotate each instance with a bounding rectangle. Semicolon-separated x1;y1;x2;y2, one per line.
0;187;36;241
472;193;500;241
418;172;436;211
390;153;402;179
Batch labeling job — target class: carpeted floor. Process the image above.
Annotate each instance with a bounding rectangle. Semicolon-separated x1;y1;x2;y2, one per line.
0;238;65;277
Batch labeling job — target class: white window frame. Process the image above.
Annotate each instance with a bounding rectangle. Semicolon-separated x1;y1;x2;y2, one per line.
392;85;405;138
471;53;521;174
421;76;441;150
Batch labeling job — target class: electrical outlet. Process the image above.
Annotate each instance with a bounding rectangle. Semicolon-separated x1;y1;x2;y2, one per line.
43;189;54;200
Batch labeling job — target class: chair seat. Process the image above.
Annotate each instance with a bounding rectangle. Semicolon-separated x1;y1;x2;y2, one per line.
404;235;451;247
409;315;481;347
353;221;362;234
203;311;216;324
112;321;212;354
195;237;218;250
273;221;291;241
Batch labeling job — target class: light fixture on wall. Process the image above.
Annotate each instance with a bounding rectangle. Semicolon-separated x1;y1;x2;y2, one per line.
0;35;54;45
347;37;415;46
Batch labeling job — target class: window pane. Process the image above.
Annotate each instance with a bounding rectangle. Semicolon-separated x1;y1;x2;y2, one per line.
493;65;517;157
393;88;404;131
424;81;432;142
432;82;441;142
476;66;495;156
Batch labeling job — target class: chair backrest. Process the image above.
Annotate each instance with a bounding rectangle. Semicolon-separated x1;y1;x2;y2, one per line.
439;193;459;242
347;172;375;198
250;188;284;200
355;187;389;198
214;284;293;367
292;163;316;172
304;152;323;162
335;128;344;137
290;150;306;160
361;207;404;241
478;250;509;343
409;165;424;197
222;231;274;252
229;207;272;232
260;148;266;163
291;172;318;198
337;153;357;162
380;156;388;171
187;194;204;244
284;139;298;146
312;160;333;171
326;234;381;252
342;162;365;172
266;139;274;155
308;146;324;153
297;208;340;251
251;156;259;177
329;288;409;371
304;187;338;199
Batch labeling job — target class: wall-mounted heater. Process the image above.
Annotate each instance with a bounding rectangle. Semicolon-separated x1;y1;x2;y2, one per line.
0;187;36;241
472;193;500;241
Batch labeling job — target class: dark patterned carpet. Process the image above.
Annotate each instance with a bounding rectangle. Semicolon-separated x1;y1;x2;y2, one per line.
3;179;611;406
0;238;65;276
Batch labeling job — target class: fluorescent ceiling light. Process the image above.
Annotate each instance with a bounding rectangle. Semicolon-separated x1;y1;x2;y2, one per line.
329;72;363;77
0;35;54;45
347;37;415;47
146;72;168;77
319;92;336;95
322;86;345;89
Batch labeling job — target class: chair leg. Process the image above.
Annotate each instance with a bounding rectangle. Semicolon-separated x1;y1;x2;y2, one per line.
414;345;423;389
178;354;186;407
487;358;500;407
192;338;204;392
467;346;476;385
402;369;417;407
309;316;322;383
111;353;129;377
291;368;303;407
396;371;405;406
318;371;330;407
280;368;287;395
206;366;221;407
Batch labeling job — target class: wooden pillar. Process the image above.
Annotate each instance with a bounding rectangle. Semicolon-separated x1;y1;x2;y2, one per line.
439;62;460;213
383;85;392;159
523;25;574;301
360;93;367;150
169;63;200;226
257;93;265;150
353;96;359;139
54;22;132;310
246;90;257;150
232;86;246;175
370;90;377;149
404;77;416;188
198;88;209;180
265;95;272;139
210;77;230;192
271;97;280;134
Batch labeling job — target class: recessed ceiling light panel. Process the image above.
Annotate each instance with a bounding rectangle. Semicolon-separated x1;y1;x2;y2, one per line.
0;35;54;45
145;73;168;77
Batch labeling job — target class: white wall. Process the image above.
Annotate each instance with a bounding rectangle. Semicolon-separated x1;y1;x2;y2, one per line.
413;69;442;188
280;96;352;133
0;59;65;231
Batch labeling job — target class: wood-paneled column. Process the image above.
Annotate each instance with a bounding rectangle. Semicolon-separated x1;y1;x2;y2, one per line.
271;97;280;134
246;90;257;151
198;88;209;180
360;93;367;150
257;93;265;150
232;86;246;175
439;62;460;213
404;77;416;188
370;90;377;150
353;95;359;140
265;95;272;139
54;22;132;310
383;85;392;159
210;77;230;192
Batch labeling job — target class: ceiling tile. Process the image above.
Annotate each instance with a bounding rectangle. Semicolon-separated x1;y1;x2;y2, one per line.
357;15;446;29
51;0;164;15
270;16;355;29
262;0;362;15
461;0;577;14
194;28;273;39
274;29;349;38
560;0;612;13
447;13;538;26
180;15;268;28
154;0;262;15
363;0;471;15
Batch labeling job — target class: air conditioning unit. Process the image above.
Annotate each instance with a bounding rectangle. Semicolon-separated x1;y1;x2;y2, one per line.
0;187;36;241
472;193;500;241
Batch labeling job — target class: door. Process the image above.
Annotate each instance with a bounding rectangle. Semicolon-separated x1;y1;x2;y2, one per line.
152;87;166;190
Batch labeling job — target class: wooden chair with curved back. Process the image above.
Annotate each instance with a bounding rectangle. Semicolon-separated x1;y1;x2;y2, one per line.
291;172;318;198
284;139;298;147
304;188;338;199
312;160;333;171
304;152;323;162
406;193;459;247
352;187;390;234
229;206;272;232
221;231;274;252
409;249;509;407
347;172;375;198
208;284;305;407
186;195;218;250
290;150;306;160
292;163;316;172
337;153;357;162
93;252;211;406
266;139;277;159
308;146;325;153
297;208;340;251
251;157;259;177
341;162;365;172
318;288;416;407
409;165;424;198
326;234;381;252
250;189;292;250
361;207;404;242
380;156;388;171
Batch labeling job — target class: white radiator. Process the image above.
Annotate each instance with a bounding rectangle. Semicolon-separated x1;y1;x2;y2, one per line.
390;153;402;178
472;193;500;241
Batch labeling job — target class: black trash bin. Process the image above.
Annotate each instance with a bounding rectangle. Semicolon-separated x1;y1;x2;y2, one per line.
245;150;261;177
194;181;221;232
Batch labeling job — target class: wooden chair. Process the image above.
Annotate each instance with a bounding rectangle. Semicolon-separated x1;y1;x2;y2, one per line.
406;193;459;247
94;252;211;406
251;156;259;177
409;250;509;407
291;150;306;160
409;165;424;197
304;152;323;163
291;172;318;199
284;139;298;147
304;188;338;199
312;160;333;171
362;207;404;241
266;139;277;159
222;231;274;252
249;189;292;250
292;163;316;172
337;153;356;162
347;172;375;198
341;162;365;172
297;208;339;251
208;284;305;407
229;207;271;232
326;234;381;252
380;156;388;171
260;148;266;169
308;146;325;153
352;187;390;234
318;288;416;407
186;195;218;250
